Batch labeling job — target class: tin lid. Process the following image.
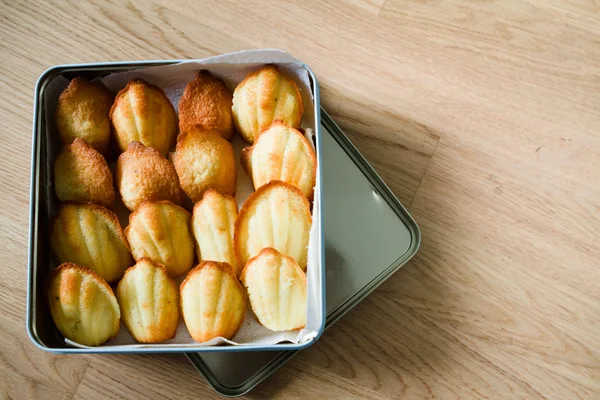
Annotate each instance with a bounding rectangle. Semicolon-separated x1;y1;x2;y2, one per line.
187;110;420;396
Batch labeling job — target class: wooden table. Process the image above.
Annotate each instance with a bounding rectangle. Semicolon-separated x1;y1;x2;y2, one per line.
2;0;599;398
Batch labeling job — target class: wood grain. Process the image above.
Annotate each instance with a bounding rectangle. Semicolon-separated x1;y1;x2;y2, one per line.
1;0;599;398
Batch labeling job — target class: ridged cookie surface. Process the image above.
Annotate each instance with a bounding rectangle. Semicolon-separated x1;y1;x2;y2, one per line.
48;263;120;346
232;65;303;143
241;121;316;200
116;258;179;343
126;201;194;277
234;181;311;269
51;203;133;282
180;261;246;343
110;78;177;156
241;248;307;331
192;189;239;276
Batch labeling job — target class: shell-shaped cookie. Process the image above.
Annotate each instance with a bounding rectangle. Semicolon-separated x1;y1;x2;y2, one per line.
172;128;236;203
116;141;183;211
232;65;303;143
178;71;234;141
110;78;177;156
51;203;133;282
55;77;113;154
54;138;115;207
116;259;179;343
241;121;316;200
125;201;194;277
180;261;246;343
240;248;307;331
234;181;311;269
48;263;120;346
192;189;239;276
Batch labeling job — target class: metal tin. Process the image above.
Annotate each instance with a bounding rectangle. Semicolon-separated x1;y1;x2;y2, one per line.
27;56;326;353
185;110;421;396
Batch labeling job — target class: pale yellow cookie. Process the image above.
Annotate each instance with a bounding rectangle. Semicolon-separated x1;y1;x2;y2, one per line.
110;78;177;156
232;65;303;143
125;201;194;277
48;263;120;346
116;259;179;343
241;248;307;331
192;189;239;276
51;203;133;282
234;180;311;269
180;261;246;343
241;121;316;200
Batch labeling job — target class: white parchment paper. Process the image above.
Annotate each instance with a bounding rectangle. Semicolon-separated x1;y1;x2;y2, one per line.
44;50;323;349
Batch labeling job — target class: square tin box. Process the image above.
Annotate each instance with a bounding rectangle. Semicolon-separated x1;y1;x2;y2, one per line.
27;50;326;353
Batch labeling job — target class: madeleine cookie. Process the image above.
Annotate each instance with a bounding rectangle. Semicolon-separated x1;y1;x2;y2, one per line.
241;121;316;200
232;65;303;143
234;181;311;269
116;141;182;211
116;259;179;343
54;138;115;207
180;261;246;343
192;189;239;276
51;203;133;282
125;201;194;277
55;77;113;153
110;78;177;156
172;128;236;202
48;263;120;346
241;248;307;331
178;71;234;140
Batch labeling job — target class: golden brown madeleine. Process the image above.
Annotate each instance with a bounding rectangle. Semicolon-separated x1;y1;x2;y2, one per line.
232;65;304;143
192;189;239;276
55;77;113;153
110;78;177;156
180;261;246;343
234;181;311;270
48;263;120;346
178;71;234;141
116;141;182;211
241;248;307;331
125;201;194;277
172;128;236;203
241;121;316;200
116;258;179;343
54;138;115;207
50;203;133;282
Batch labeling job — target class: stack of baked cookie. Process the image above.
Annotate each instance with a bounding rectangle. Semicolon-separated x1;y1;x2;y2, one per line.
48;66;317;346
